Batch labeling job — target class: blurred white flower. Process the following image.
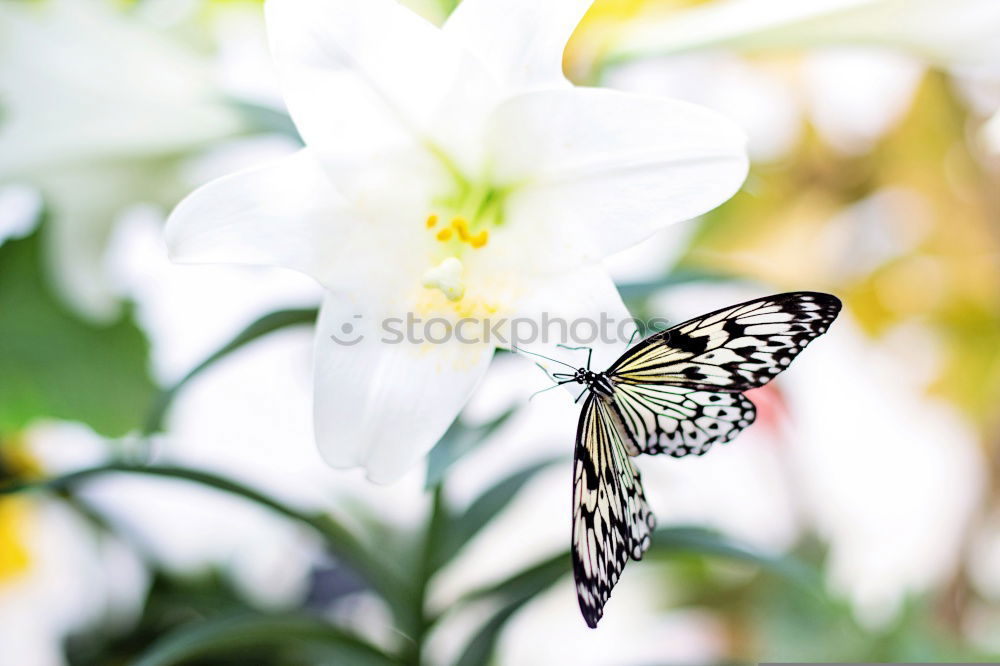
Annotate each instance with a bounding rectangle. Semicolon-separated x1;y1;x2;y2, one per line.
611;0;1000;69
0;431;147;666
983;109;1000;153
166;0;748;483
0;183;41;247
785;318;986;627
604;0;1000;159
0;0;242;321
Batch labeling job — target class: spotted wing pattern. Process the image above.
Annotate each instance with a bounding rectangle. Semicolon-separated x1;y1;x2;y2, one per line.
608;292;841;391
572;394;655;629
610;384;756;457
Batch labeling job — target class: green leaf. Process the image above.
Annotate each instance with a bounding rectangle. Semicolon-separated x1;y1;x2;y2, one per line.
446;528;822;664
144;307;318;434
424;404;518;489
453;600;521;666
0;463;414;617
0;227;155;437
450;552;568;666
650;526;820;590
431;456;564;571
131;613;400;666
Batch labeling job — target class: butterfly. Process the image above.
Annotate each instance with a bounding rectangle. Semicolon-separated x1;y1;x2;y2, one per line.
529;291;841;628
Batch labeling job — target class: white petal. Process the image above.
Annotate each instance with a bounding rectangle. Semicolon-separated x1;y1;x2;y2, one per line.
508;264;634;379
265;0;496;167
164;149;357;287
489;87;748;266
313;295;494;484
444;0;593;93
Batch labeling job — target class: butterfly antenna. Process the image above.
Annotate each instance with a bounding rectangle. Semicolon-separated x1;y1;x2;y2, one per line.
510;345;577;371
557;344;593;371
626;328;641;348
529;361;556;384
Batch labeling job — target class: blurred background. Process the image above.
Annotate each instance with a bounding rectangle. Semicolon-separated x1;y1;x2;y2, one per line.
2;0;1000;664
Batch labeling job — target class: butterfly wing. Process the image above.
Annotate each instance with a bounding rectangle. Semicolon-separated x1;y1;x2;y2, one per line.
608;292;841;391
572;394;655;628
604;291;837;457
610;384;756;458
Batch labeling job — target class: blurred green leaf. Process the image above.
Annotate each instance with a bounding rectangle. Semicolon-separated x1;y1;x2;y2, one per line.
144;307;318;434
0;463;414;617
449;552;567;666
0;227;155;436
424;404;518;489
650;526;820;590
447;527;824;664
132;613;400;666
459;550;568;609
431;455;564;571
453;599;522;666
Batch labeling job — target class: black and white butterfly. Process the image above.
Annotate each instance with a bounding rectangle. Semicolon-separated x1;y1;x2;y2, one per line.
533;291;841;628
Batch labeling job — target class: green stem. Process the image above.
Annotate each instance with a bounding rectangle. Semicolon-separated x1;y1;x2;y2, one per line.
404;483;447;665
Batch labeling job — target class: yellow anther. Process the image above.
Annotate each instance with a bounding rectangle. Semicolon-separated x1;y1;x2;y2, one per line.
436;228;453;242
451;217;471;242
469;230;489;249
425;214;438;229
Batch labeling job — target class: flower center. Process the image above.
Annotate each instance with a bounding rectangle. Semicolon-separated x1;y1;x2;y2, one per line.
419;183;509;303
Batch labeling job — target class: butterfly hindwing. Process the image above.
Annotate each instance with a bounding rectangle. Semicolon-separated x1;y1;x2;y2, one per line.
572;394;655;628
610;384;756;457
608;292;841;391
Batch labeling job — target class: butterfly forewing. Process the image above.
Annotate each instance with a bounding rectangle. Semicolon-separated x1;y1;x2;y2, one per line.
572;395;655;628
608;292;841;391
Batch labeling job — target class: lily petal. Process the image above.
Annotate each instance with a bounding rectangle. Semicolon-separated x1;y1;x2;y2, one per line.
313;295;494;484
444;0;594;93
265;0;495;166
490;87;748;267
508;263;634;378
165;149;355;287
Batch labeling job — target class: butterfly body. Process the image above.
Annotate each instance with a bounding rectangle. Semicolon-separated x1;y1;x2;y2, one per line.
571;368;616;399
554;291;842;628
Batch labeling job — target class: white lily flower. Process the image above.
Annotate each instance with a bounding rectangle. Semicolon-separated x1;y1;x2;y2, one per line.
165;0;748;483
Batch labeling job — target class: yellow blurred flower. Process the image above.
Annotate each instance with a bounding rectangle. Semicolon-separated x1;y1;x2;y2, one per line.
0;499;32;582
0;436;42;584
